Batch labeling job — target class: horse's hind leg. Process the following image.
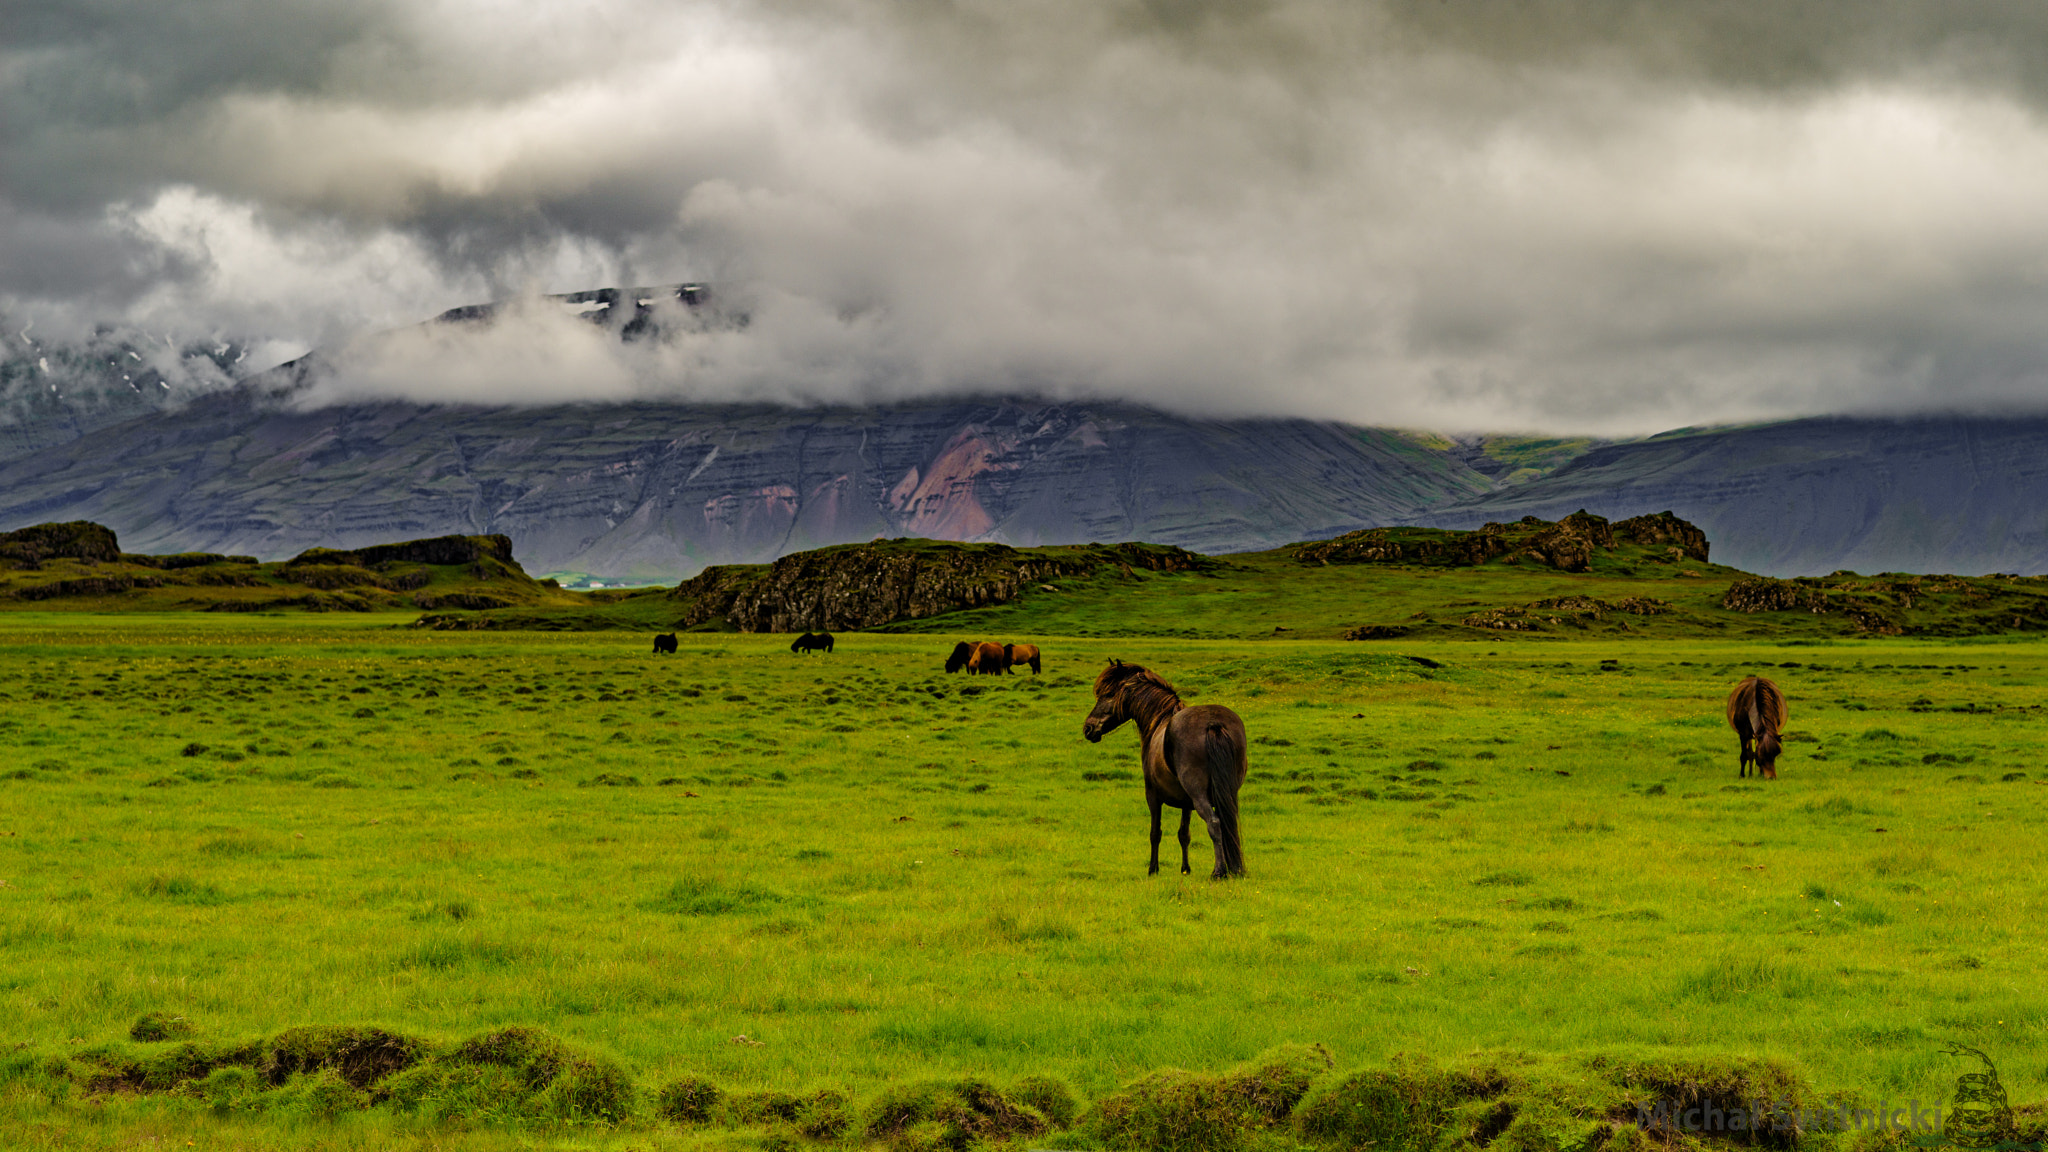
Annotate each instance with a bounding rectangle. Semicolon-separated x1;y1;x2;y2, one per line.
1147;792;1164;876
1189;794;1230;879
1177;808;1192;875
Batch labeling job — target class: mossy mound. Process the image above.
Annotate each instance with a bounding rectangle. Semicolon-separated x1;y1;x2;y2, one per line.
655;1075;724;1122
128;1011;195;1042
1298;1052;1824;1152
54;1023;628;1127
382;1025;636;1124
1088;1043;1334;1152
863;1078;1053;1151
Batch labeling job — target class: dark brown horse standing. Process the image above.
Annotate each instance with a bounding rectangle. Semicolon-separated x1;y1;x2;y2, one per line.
1727;675;1789;779
1083;660;1247;878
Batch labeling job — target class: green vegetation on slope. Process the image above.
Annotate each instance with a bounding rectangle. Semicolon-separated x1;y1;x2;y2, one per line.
1;619;2044;1149
0;520;585;614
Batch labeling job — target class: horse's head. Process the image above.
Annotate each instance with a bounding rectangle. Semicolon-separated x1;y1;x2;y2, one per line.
1084;659;1163;742
1756;730;1783;777
945;641;972;673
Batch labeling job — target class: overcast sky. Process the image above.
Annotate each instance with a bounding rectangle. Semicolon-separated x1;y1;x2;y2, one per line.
9;0;2048;432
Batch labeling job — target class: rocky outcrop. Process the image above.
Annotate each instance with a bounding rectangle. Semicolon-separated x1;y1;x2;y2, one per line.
290;535;516;568
0;521;121;567
0;521;561;611
670;539;1216;632
1462;594;1674;631
1721;577;1819;614
1613;511;1711;563
1294;510;1707;573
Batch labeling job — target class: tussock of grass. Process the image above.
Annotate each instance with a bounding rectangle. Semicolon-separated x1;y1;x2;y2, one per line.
1087;1043;1332;1152
128;1012;193;1042
642;876;788;916
654;1075;722;1122
863;1078;1050;1151
382;1026;635;1124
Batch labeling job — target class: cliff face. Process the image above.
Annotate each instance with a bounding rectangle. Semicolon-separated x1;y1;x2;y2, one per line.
0;390;1490;580
671;539;1214;632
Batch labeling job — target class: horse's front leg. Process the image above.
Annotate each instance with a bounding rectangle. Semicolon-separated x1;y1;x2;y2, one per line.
1177;808;1192;875
1147;790;1164;876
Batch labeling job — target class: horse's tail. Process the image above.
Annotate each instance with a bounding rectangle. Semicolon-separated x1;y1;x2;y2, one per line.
1751;677;1787;763
1206;721;1246;876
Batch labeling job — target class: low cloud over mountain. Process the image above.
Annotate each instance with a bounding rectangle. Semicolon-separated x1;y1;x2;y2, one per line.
13;3;2048;431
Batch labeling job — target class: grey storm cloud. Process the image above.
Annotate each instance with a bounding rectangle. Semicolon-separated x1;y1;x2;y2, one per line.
8;0;2048;431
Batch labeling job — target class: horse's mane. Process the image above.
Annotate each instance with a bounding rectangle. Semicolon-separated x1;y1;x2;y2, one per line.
1727;675;1788;730
1095;660;1184;721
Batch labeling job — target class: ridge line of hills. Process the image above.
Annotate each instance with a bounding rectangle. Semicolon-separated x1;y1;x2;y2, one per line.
10;513;2048;642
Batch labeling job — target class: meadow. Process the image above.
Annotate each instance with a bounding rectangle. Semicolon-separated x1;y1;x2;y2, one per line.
1;614;2044;1150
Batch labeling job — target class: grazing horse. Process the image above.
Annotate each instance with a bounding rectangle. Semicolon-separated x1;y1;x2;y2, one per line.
967;641;1010;675
652;633;678;654
1727;675;1789;779
945;641;974;673
790;632;835;654
1082;660;1247;878
1004;643;1042;675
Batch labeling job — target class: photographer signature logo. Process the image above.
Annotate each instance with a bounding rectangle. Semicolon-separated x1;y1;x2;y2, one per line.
1942;1043;2018;1149
1633;1042;2035;1148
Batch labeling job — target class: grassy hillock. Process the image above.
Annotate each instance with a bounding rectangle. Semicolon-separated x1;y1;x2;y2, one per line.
0;521;584;614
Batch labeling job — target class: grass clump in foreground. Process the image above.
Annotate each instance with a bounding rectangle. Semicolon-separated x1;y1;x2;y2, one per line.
9;1025;2048;1151
1087;1043;1333;1152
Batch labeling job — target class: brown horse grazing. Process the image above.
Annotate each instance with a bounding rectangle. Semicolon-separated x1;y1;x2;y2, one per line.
945;641;974;673
1004;643;1042;675
1727;675;1789;779
653;633;678;654
1083;660;1247;878
966;641;1010;675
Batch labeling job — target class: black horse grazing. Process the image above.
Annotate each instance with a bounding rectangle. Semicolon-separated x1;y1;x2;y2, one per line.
652;633;678;654
790;632;835;654
1004;643;1042;674
1083;660;1247;878
1727;675;1789;779
945;641;973;673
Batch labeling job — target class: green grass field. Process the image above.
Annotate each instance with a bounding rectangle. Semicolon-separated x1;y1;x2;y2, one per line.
2;615;2045;1150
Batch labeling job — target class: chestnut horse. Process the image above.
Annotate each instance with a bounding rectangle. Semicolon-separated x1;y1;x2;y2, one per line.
1082;660;1247;878
1004;643;1042;675
1727;675;1789;779
966;641;1009;675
